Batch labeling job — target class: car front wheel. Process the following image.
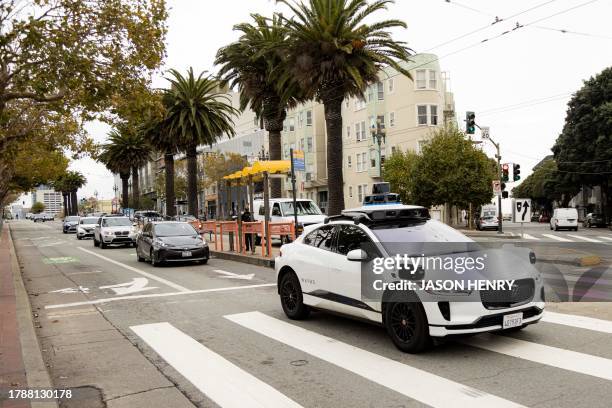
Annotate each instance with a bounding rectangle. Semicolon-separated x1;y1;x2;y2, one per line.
384;301;431;353
279;272;310;320
150;249;160;267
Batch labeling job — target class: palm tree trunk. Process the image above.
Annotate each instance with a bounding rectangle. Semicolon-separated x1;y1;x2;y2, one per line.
131;166;140;210
186;144;199;216
268;130;282;198
322;96;345;215
120;172;130;211
63;193;69;216
164;152;176;217
70;191;78;216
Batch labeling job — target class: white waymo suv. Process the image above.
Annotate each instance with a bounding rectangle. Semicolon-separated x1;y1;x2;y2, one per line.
275;205;545;353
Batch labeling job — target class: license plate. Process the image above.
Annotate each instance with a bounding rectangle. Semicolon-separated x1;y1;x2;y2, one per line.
503;312;523;329
182;251;192;257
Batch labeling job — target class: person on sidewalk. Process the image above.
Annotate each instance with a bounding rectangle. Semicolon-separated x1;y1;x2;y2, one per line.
241;207;254;253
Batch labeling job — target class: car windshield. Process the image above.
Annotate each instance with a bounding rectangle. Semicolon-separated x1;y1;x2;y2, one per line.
155;223;197;237
281;201;322;216
482;210;496;218
371;220;477;256
80;218;97;224
65;216;79;222
103;218;132;227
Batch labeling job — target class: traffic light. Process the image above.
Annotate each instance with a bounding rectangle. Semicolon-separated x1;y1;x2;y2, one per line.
465;111;476;134
501;182;508;198
502;163;509;182
513;163;521;181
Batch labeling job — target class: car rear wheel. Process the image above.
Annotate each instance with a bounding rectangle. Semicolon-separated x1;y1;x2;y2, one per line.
384;302;431;353
279;272;310;320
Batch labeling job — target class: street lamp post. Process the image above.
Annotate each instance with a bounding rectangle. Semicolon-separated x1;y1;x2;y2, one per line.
94;190;99;212
371;118;387;178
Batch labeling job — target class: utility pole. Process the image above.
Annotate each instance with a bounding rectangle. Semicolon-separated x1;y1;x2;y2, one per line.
370;118;387;178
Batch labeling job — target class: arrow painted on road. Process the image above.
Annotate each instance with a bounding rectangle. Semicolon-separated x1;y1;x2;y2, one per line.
99;278;158;295
213;269;255;281
50;286;90;294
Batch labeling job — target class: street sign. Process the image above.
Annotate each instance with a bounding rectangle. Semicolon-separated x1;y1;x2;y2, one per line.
492;180;501;196
481;126;490;139
292;149;305;172
514;198;532;223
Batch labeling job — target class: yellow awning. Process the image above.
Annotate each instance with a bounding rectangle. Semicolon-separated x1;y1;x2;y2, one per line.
223;160;291;181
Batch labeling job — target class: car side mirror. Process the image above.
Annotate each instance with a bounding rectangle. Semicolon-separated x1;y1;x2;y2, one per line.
347;249;368;262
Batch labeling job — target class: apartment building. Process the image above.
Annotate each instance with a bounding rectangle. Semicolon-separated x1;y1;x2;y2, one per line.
31;184;63;214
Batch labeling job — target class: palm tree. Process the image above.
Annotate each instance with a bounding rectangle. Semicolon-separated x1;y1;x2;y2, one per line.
216;13;302;198
99;126;152;210
60;171;86;215
163;68;239;215
51;175;71;216
278;0;412;215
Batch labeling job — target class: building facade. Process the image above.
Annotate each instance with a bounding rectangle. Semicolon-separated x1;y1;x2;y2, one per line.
31;184;63;215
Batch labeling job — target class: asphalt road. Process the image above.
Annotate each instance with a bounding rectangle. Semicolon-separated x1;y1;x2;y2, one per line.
10;220;612;408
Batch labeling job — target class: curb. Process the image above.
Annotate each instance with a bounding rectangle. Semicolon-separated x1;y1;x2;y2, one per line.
210;250;275;268
461;231;519;239
537;255;602;267
8;225;58;408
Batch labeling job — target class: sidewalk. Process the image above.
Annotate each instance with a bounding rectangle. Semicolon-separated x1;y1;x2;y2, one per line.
208;233;280;268
0;223;56;408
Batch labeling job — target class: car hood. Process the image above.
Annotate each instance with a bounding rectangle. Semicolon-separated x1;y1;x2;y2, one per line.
290;214;327;225
103;225;133;231
64;221;78;226
157;236;205;246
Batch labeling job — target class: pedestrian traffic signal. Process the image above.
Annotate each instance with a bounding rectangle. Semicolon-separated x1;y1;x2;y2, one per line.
502;163;509;182
513;163;521;181
466;111;476;134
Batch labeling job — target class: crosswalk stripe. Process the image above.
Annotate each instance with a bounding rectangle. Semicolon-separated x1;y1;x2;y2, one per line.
597;236;612;242
567;234;602;243
226;312;525;408
541;234;572;242
131;322;303;408
464;334;612;381
521;234;540;240
542;311;612;334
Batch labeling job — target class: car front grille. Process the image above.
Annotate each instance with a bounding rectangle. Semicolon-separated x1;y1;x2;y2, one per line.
480;278;535;309
114;231;129;236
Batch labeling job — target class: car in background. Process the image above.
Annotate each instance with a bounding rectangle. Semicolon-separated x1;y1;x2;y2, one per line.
62;216;80;233
550;208;579;231
76;217;98;240
583;213;606;228
25;212;33;220
133;210;162;224
275;205;544;353
253;198;326;243
33;212;53;222
476;216;498;231
136;221;209;266
503;214;512;221
173;214;204;232
93;215;138;248
538;214;550;223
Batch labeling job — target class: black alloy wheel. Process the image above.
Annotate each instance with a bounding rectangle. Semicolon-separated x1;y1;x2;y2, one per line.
280;272;310;320
384;302;430;353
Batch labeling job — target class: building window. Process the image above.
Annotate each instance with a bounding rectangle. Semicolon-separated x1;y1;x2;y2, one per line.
389;112;395;127
298;112;304;128
391;145;396;154
429;70;437;89
306;110;312;126
388;78;395;93
289;117;295;132
355;123;360;141
358;184;368;203
299;138;304;150
417;105;428;125
377;81;384;100
367;85;374;102
416;70;426;89
346;125;351;139
306;137;313;152
349;186;353;198
430;105;438;126
347;155;352;168
354;97;366;111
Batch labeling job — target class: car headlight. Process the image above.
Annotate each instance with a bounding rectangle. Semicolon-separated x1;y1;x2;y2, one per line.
103;230;113;236
77;227;85;233
153;238;168;248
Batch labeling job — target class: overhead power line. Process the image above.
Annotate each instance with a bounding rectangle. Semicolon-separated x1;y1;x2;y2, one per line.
530;25;612;40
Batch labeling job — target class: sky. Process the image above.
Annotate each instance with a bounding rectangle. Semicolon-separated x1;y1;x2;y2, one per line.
55;0;612;205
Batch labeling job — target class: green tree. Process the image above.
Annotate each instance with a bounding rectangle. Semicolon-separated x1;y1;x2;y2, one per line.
278;0;412;215
552;67;612;221
216;13;303;198
201;153;249;189
53;171;86;215
0;0;167;203
410;127;496;220
31;202;45;214
163;68;239;215
382;150;420;204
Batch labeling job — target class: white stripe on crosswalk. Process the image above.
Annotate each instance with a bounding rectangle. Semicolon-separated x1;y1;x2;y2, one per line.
521;234;540;240
541;234;572;242
131;322;302;408
542;311;612;334
567;234;602;243
226;312;525;408
464;334;612;381
597;236;612;242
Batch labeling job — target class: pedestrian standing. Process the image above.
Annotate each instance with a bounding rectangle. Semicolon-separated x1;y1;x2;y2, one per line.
241;206;253;253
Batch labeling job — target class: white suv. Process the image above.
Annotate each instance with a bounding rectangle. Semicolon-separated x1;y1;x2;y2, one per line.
275;205;545;353
93;215;138;248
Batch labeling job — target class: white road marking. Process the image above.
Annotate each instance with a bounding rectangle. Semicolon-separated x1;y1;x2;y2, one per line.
44;284;276;309
567;234;602;243
214;269;255;280
464;334;612;381
49;286;90;294
597;236;612;242
131;322;303;408
541;234;572;242
226;312;524;408
99;278;157;295
38;241;65;247
521;234;540;240
542;311;612;334
77;246;189;292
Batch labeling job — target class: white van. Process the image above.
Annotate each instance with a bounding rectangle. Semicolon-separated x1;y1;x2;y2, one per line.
550;208;579;231
252;198;326;241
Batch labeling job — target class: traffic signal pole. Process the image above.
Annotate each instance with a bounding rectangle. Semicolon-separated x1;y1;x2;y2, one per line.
475;123;503;234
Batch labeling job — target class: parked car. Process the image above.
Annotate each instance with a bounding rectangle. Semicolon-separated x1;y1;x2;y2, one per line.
33;212;53;222
583;213;606;228
539;214;550;223
173;214;204;232
133;210;162;224
93;215;138;248
476;216;498;231
253;198;326;243
76;217;98;240
62;216;80;233
136;221;209;266
275;204;544;353
550;208;579;231
25;212;33;220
